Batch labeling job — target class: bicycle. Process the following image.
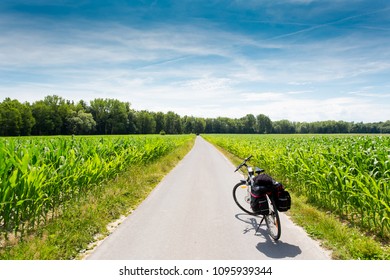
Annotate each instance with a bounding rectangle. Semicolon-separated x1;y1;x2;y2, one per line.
233;155;281;240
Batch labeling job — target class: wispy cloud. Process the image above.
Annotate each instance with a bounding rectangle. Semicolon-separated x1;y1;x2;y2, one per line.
232;93;390;122
264;6;390;41
0;0;389;122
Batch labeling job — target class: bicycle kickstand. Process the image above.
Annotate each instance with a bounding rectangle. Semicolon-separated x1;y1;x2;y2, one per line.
255;216;265;234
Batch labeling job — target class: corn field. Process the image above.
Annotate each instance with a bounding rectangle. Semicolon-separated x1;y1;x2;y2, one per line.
0;135;193;237
204;134;390;238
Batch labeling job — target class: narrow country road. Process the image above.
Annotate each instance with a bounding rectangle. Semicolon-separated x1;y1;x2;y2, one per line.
87;136;331;260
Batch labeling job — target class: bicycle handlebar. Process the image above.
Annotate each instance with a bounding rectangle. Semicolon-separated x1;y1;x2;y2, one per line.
234;155;253;172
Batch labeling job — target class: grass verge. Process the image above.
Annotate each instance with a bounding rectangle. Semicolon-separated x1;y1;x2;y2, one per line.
212;143;390;260
0;136;195;260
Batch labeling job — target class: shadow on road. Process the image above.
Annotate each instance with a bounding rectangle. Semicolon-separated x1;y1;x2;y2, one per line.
235;213;302;259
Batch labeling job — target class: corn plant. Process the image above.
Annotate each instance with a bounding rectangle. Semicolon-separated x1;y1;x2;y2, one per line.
0;135;193;238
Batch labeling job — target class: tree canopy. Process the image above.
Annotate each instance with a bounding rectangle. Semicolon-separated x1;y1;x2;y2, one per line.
0;95;389;136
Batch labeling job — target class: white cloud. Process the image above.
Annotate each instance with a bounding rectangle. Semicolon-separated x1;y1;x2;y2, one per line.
353;93;390;98
240;92;285;102
1;12;390;122
179;77;235;92
221;92;390;122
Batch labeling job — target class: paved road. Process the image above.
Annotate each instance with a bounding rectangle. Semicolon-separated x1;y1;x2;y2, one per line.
87;136;331;260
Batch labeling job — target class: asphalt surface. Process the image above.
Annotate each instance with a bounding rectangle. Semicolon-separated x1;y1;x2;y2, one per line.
87;136;331;260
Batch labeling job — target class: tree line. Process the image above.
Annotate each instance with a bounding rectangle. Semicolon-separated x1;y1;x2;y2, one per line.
0;95;389;136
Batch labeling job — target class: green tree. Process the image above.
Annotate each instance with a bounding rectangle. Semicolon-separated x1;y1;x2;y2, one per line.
296;122;309;134
205;118;213;133
76;100;88;111
0;98;22;136
272;119;295;133
89;98;108;134
165;111;182;134
212;118;223;133
30;95;75;135
31;100;54;135
256;114;272;134
136;110;156;134
106;99;129;134
241;114;256;133
194;117;206;134
380;121;390;133
67;110;96;135
154;112;166;134
183;116;195;134
0;98;35;136
89;98;130;134
43;95;67;134
19;102;35;136
127;109;137;134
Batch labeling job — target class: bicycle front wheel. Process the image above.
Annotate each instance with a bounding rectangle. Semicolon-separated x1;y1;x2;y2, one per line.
264;196;281;240
233;182;257;215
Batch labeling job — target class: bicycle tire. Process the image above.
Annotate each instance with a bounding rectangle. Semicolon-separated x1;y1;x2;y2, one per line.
232;182;257;215
264;196;281;240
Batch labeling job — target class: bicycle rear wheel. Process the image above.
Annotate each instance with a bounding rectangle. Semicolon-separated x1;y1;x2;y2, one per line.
233;182;257;215
264;196;281;240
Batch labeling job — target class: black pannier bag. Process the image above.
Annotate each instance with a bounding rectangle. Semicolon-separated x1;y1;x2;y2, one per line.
250;185;269;215
252;173;291;213
273;182;291;212
250;174;274;215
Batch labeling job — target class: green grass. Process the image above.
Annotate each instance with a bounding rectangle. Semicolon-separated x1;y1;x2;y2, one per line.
290;193;389;259
211;140;390;260
0;136;195;259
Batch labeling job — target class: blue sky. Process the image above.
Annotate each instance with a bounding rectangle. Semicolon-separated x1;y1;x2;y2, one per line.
0;0;389;122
